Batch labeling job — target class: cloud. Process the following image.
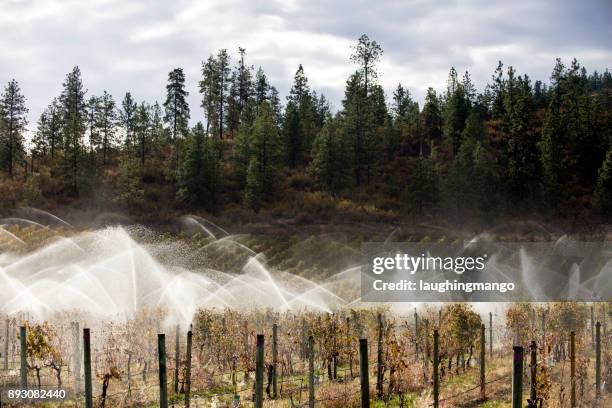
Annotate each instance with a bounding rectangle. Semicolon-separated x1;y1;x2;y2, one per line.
0;0;610;133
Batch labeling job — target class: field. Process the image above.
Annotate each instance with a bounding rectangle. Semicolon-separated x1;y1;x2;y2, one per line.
0;303;610;407
0;222;610;407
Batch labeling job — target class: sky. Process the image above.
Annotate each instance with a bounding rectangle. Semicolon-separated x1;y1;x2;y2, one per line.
1;0;611;132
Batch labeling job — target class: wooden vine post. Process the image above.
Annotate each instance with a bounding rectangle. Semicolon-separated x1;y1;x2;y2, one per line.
512;346;523;408
480;324;485;400
158;334;168;408
308;335;315;408
570;331;576;408
19;326;27;388
433;330;439;408
185;330;193;408
83;328;93;408
359;338;369;408
255;334;264;408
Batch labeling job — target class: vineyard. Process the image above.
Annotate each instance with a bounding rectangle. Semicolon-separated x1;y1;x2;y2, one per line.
0;303;610;407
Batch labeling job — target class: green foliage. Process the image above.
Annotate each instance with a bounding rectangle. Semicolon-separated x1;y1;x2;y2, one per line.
115;155;144;209
164;68;190;141
443;113;496;218
341;71;380;185
595;146;612;217
0;79;28;176
309;117;352;194
56;67;89;196
23;173;43;207
177;122;221;210
284;64;317;167
404;155;440;214
243;102;284;209
1;40;610;222
442;68;470;155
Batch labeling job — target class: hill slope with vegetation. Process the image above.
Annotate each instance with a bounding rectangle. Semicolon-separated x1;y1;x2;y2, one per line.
0;35;611;229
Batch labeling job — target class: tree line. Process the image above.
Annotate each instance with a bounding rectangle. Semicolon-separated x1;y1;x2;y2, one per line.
0;34;611;221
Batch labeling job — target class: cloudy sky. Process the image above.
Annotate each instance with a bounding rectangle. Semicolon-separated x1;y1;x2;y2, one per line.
1;0;611;130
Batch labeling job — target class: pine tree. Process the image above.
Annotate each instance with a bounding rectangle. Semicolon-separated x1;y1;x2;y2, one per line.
254;67;270;107
284;64;316;167
115;155;144;209
0;79;28;176
200;56;218;135
309;117;352;194
350;34;383;97
99;91;117;165
58;67;88;195
149;102;166;147
503;72;539;200
490;61;505;118
244;102;284;209
133;102;151;166
86;95;101;152
177;122;221;209
226;70;240;135
32;111;50;166
405;155;439;214
341;71;379;185
215;49;231;139
595;146;612;217
163;68;190;141
232;124;252;183
442;67;470;155
422;88;442;152
31;99;63;170
120;92;137;152
45;99;62;158
444;113;495;217
235;47;253;128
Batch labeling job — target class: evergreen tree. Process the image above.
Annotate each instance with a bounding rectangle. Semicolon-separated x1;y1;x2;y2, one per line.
539;58;605;208
244;102;284;209
341;71;379;185
235;47;253;127
232;124;251;183
215;49;231;139
58;67;89;195
149;101;166;147
86;95;102;152
99;91;117;165
350;34;383;97
226;70;240;135
422;88;442;152
32;111;50;165
177;122;221;209
404;155;439;214
503;71;539;200
133;102;151;166
309;117;352;194
120;92;137;152
254;67;270;107
163;68;190;141
313;92;331;129
490;61;505;118
595;146;612;217
0;79;28;176
200;56;218;134
45;99;62;158
284;64;316;167
444;113;495;217
390;84;420;157
115;155;144;209
442;67;470;155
